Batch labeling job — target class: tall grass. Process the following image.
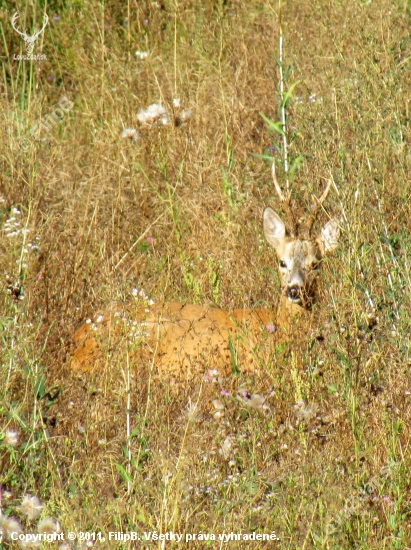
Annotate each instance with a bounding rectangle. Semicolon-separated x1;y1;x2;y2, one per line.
1;0;411;547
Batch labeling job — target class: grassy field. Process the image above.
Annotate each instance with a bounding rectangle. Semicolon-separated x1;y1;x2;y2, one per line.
1;0;411;548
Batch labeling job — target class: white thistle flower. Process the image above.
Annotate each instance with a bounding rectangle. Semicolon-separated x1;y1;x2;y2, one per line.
236;389;267;410
137;103;169;126
180;109;192;121
294;401;317;422
0;515;23;537
211;399;224;410
4;429;18;447
121;128;139;141
18;495;43;520
186;399;200;423
38;517;61;534
220;436;234;459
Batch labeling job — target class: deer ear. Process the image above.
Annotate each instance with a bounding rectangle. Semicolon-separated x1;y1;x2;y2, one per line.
318;218;340;254
263;207;287;252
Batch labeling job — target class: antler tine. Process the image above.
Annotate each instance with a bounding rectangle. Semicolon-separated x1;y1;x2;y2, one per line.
301;179;333;239
272;162;297;237
11;12;25;37
32;14;49;40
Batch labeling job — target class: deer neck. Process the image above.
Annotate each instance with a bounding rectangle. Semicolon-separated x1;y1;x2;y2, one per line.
276;294;310;333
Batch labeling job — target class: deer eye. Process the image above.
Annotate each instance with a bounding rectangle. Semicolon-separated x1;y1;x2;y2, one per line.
279;260;287;268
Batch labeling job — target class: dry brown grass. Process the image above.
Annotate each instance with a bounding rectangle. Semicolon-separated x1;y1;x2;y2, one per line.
1;0;411;547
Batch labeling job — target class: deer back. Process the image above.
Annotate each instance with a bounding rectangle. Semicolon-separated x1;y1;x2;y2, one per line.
70;298;309;384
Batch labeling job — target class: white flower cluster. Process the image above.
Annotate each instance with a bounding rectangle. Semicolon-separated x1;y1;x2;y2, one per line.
3;208;40;293
17;495;44;520
86;288;155;342
4;208;25;238
0;493;61;548
131;287;154;306
236;388;269;412
4;208;39;249
121;95;193;139
85;313;105;332
176;108;192;124
121;128;139;141
135;50;149;59
137;103;170;126
3;429;19;447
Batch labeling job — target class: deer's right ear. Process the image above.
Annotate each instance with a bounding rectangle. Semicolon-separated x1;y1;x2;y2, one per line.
263;207;287;252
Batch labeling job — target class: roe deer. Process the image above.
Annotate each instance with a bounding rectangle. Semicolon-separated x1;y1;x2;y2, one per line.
70;166;339;385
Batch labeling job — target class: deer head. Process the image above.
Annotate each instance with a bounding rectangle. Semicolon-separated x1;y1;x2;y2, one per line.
263;164;340;306
11;12;49;55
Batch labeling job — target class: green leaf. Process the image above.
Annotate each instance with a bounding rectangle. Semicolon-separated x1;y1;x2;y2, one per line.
130;426;140;439
34;375;46;399
281;80;301;108
116;463;132;483
259;112;285;136
228;335;240;375
121;445;129;459
275;343;285;355
252;153;277;163
289;155;304;176
284;64;294;79
44;388;61;407
328;384;338;395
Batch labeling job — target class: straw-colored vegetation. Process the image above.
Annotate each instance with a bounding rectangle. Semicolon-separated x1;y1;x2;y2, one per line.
1;0;411;548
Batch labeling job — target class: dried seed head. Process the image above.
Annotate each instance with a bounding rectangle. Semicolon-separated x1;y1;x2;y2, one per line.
137;103;169;126
18;495;43;520
121;128;139;141
0;515;23;538
186;399;200;423
4;429;19;447
38;517;61;534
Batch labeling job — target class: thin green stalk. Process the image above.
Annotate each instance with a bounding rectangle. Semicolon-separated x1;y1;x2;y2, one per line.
278;1;289;192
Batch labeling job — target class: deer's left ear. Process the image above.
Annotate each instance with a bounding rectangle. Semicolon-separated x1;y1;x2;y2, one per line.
317;219;340;254
263;207;287;253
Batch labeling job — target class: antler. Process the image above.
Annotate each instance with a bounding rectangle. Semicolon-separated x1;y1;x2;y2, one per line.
301;179;333;239
30;14;49;42
11;12;48;55
11;12;26;38
272;162;297;237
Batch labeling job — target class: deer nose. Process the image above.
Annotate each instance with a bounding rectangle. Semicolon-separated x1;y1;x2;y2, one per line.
287;285;301;301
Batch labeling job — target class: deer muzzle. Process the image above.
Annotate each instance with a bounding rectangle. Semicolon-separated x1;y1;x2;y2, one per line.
286;285;302;303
